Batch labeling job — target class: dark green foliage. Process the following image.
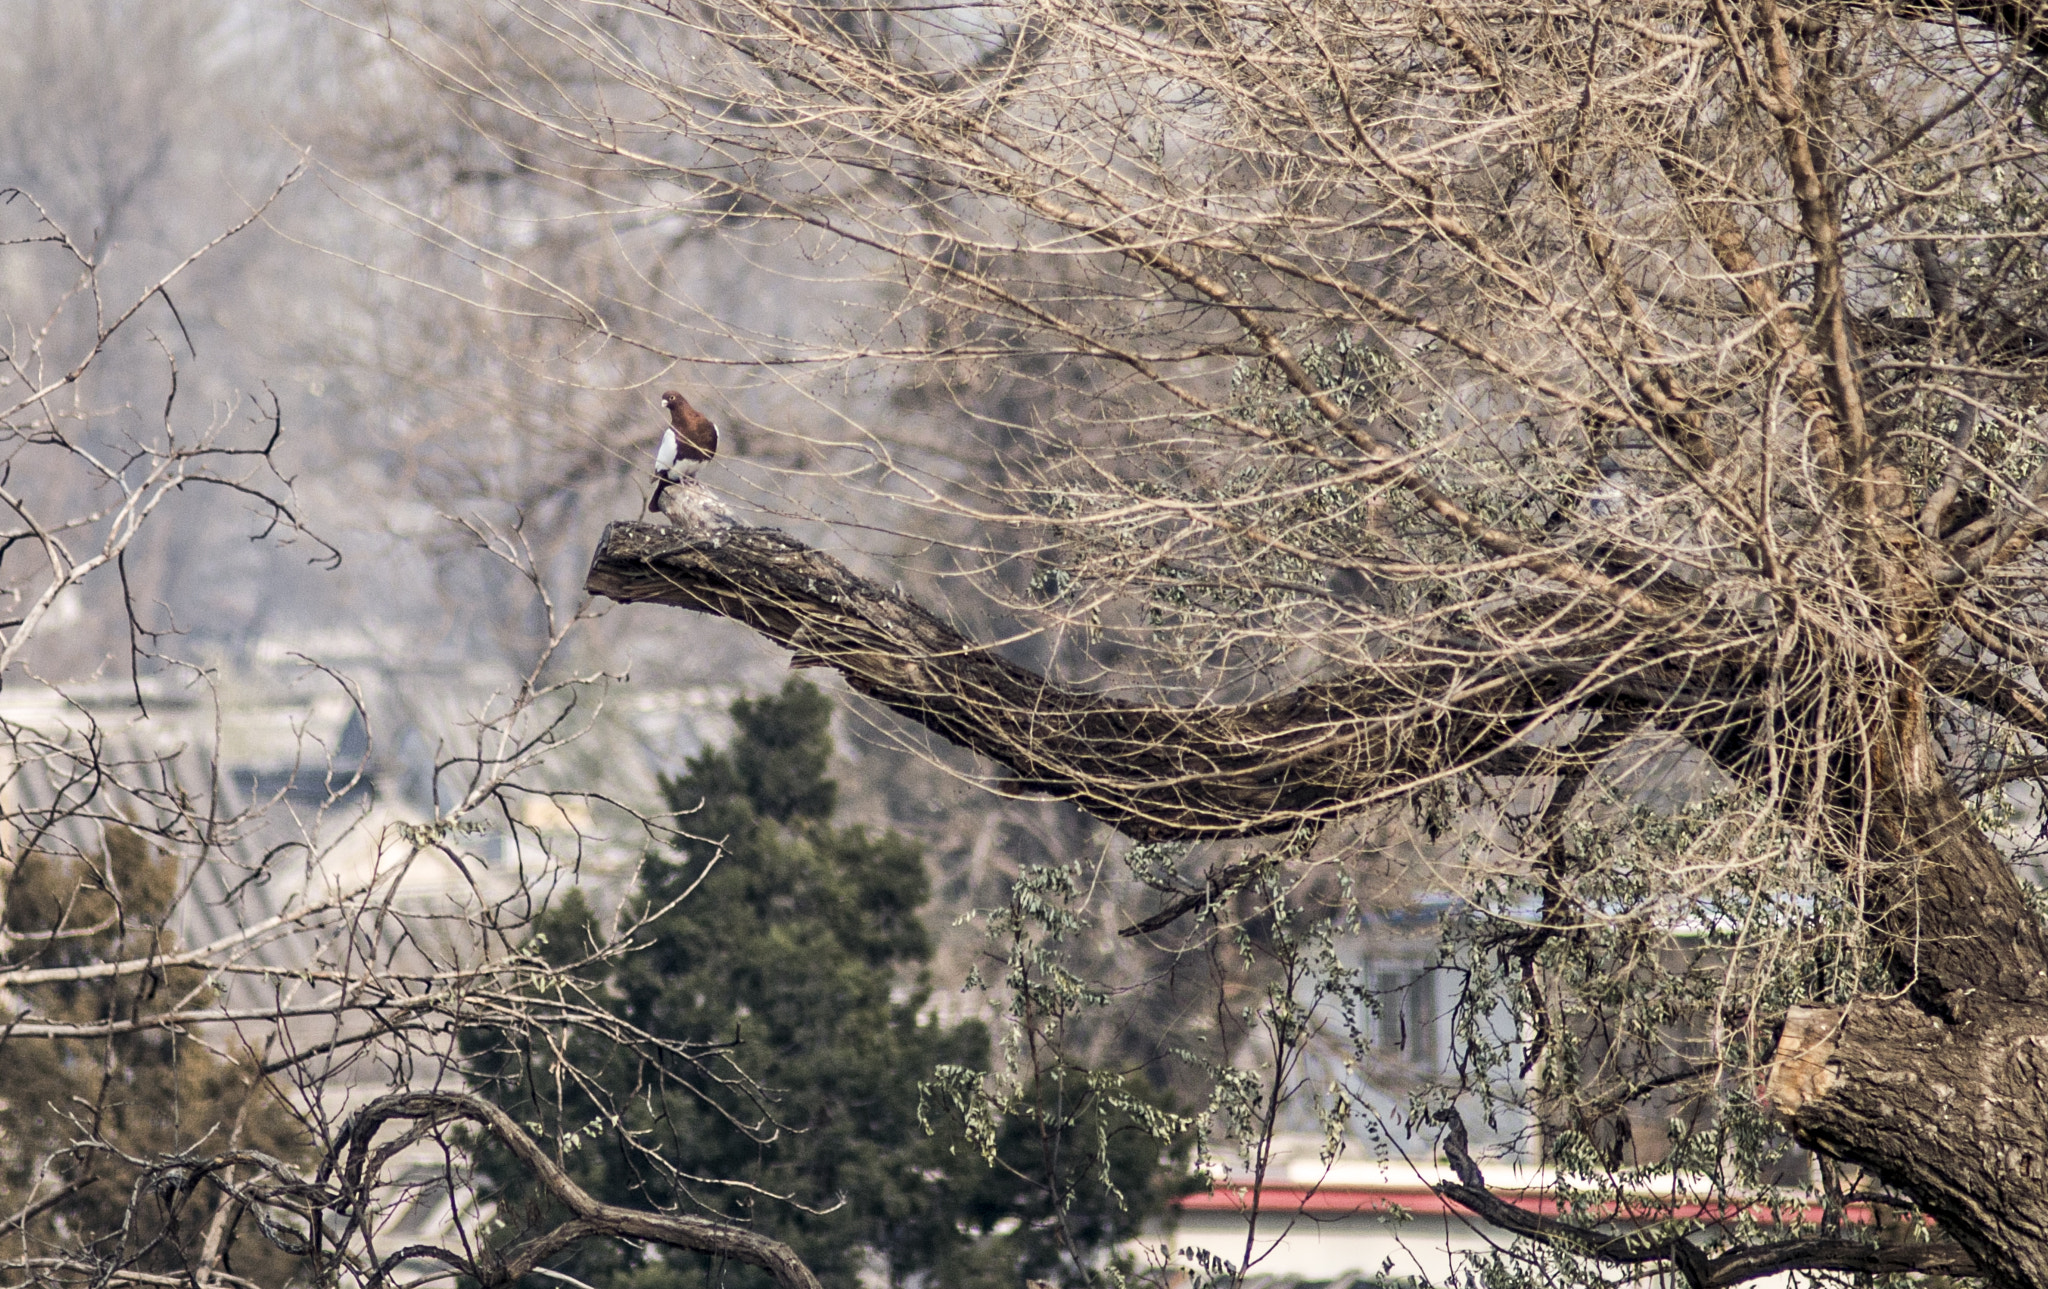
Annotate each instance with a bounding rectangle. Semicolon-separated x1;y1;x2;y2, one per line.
723;681;839;824
468;680;1186;1289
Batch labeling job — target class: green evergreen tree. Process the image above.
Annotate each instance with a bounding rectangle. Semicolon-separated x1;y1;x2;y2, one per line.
468;680;1186;1289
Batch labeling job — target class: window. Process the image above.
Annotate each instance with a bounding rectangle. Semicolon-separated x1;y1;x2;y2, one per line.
1375;968;1439;1070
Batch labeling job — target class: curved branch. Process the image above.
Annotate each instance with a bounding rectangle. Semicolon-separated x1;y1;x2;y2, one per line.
585;522;1582;840
1436;1178;1977;1288
331;1092;823;1289
1433;1112;1977;1289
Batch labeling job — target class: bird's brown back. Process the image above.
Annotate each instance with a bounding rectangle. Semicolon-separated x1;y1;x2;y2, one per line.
663;391;718;462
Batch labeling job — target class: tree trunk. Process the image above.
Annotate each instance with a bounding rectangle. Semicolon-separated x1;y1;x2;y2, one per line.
1769;997;2048;1289
590;517;2048;1285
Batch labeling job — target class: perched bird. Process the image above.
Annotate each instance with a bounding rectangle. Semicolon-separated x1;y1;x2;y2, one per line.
650;389;718;514
649;390;733;529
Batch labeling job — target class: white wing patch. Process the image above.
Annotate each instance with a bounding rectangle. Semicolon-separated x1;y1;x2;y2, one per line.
655;426;678;475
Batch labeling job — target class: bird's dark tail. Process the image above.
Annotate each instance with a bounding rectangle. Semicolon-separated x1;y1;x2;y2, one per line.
649;478;669;513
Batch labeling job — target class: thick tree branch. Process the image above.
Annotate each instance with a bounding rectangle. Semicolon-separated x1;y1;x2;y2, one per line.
1930;654;2048;743
586;522;1581;840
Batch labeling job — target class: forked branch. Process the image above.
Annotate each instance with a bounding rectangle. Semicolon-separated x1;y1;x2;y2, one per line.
284;1093;823;1289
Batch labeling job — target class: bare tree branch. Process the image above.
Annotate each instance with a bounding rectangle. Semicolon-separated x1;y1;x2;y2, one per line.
320;1092;825;1289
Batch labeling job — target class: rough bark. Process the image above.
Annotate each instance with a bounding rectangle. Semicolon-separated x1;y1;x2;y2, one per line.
585;520;1579;840
1861;742;2048;1018
1769;1000;2048;1289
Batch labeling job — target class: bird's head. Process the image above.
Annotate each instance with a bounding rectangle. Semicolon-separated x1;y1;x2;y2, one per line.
661;390;683;411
